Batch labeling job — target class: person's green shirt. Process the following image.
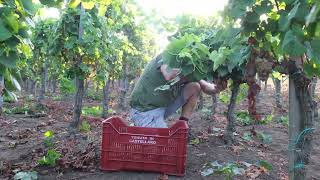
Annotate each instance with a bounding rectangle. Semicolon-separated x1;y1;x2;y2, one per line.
129;55;182;112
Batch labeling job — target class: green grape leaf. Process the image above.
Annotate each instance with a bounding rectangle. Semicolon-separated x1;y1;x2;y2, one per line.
229;0;255;19
39;0;63;7
210;47;231;71
3;89;18;101
0;51;19;68
6;36;20;48
5;75;21;91
304;62;320;78
19;0;36;15
179;47;193;59
279;3;300;31
294;1;309;22
4;12;20;33
278;14;290;32
0;20;12;41
281;30;306;56
216;66;229;77
245;11;260;23
306;3;320;26
310;39;320;63
288;2;300;20
181;65;193;76
254;1;273;15
283;0;296;5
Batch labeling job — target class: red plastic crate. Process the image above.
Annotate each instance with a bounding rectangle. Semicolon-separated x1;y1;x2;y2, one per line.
100;116;188;176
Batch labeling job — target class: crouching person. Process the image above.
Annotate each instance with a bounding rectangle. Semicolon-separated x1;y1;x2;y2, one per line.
129;54;226;128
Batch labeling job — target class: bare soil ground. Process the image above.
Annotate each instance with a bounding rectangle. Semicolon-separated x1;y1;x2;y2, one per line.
1;81;320;180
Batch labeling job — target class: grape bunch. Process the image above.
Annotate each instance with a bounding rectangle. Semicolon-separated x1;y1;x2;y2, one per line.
255;57;273;81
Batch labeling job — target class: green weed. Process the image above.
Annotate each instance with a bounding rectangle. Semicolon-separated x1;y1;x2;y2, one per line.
60;77;76;95
201;161;244;179
3;105;30;114
43;130;54;148
279;115;289;126
24;95;35;102
38;130;61;167
107;108;116;114
79;120;91;132
38;149;61;166
52;95;63;101
235;111;253;126
259;114;274;125
242;132;253;141
82;106;102;117
85;89;103;101
257;131;273;144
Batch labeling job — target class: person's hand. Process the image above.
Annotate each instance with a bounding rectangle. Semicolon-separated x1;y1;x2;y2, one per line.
199;80;216;94
199;79;227;95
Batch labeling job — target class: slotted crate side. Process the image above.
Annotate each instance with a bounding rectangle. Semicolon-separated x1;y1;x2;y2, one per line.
100;117;188;176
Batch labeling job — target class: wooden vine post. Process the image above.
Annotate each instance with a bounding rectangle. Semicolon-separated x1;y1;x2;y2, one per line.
70;3;86;131
288;60;315;180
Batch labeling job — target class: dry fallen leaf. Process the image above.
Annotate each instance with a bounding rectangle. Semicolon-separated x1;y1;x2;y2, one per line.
278;172;289;180
245;165;263;179
257;151;266;158
231;145;243;155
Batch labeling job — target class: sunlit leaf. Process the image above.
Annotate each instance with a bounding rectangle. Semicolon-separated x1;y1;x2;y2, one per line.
272;71;282;80
82;1;95;9
68;0;81;8
44;130;54;138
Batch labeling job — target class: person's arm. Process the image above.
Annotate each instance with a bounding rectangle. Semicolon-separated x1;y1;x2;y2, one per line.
199;79;227;95
160;64;180;81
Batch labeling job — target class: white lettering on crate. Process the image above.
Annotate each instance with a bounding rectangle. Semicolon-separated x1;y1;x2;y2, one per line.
129;136;156;144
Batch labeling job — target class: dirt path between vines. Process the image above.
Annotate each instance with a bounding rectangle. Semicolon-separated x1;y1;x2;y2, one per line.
1;85;320;180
